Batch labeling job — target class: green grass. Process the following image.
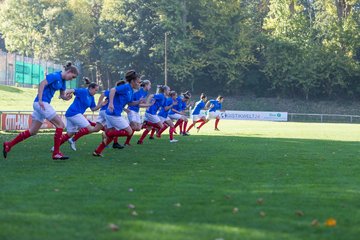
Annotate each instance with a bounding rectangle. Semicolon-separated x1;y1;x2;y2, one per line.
1;121;360;240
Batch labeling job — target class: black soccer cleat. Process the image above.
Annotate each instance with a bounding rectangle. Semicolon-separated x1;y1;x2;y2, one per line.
112;142;124;149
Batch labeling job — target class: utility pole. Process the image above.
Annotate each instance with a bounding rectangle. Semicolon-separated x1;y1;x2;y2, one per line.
164;32;170;86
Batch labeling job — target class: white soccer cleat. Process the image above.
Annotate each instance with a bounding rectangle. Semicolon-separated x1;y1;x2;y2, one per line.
68;138;77;151
170;139;178;143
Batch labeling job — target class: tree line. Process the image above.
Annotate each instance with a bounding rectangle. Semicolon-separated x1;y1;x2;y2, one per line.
0;0;359;100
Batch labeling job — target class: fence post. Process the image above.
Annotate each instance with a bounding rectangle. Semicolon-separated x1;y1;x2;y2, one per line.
320;115;323;123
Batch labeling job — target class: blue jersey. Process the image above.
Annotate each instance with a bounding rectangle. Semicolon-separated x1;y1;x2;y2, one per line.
100;90;110;111
128;88;148;113
106;83;133;116
181;101;187;111
169;96;182;115
146;93;166;115
192;100;205;115
34;71;66;104
65;88;96;117
158;97;174;118
209;100;222;112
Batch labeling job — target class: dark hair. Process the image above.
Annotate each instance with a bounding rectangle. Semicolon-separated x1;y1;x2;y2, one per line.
157;85;169;94
200;93;207;99
125;70;139;83
83;77;91;85
88;82;98;89
63;62;79;75
169;90;177;97
182;91;191;99
115;80;126;86
140;79;151;87
217;95;224;100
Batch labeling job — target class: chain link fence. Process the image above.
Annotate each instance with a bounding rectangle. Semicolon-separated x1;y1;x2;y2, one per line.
0;50;79;89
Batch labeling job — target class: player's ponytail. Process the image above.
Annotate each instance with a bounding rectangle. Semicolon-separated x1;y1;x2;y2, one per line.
115;80;126;86
83;77;91;85
157;85;169;94
63;61;79;75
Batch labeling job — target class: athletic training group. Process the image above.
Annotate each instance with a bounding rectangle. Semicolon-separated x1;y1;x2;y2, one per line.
2;62;224;160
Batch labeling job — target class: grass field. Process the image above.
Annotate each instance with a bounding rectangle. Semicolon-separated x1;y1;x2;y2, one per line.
1;120;360;240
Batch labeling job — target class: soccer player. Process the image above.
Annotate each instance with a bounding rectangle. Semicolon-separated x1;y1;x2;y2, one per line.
137;85;169;144
92;70;141;157
3;62;78;160
155;90;179;143
205;95;224;131
186;93;208;133
55;81;106;151
124;79;153;146
169;91;191;136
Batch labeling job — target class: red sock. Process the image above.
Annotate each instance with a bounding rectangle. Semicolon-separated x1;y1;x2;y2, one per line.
125;130;135;145
139;129;150;142
179;121;183;133
169;127;175;140
60;134;71;145
215;119;220;129
157;125;168;138
72;128;90;141
106;129;129;138
174;119;183;130
113;137;119;144
8;130;31;148
95;136;114;154
53;128;63;154
88;120;96;127
150;128;156;138
187;123;195;132
183;121;188;132
197;119;207;129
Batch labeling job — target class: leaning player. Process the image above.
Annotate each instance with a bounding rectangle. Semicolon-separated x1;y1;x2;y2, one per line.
155;90;178;142
205;95;224;131
54;81;106;151
3;62;78;160
169;91;191;136
92;70;141;157
124;79;153;146
186;93;208;133
137;85;169;144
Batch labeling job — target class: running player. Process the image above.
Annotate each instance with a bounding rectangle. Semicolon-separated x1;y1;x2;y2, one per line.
92;70;141;157
205;95;224;131
55;82;105;151
186;93;208;133
3;62;78;160
123;79;153;146
169;91;191;136
137;85;169;144
155;90;178;142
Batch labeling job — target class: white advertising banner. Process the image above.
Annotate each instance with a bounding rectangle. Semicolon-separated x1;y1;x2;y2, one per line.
197;110;288;122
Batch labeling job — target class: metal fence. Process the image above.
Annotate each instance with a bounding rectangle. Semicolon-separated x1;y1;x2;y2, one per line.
288;113;360;123
0;50;78;89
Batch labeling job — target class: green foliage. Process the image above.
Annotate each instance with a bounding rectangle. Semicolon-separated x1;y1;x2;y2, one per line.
0;0;359;99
